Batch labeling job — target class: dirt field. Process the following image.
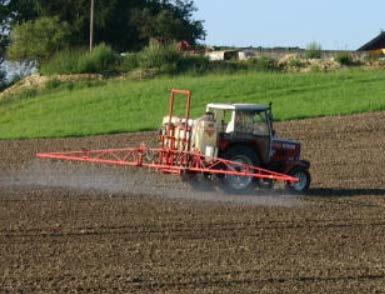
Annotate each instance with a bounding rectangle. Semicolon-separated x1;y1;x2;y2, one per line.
1;112;385;293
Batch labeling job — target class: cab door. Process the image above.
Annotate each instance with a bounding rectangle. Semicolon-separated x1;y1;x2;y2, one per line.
251;111;272;164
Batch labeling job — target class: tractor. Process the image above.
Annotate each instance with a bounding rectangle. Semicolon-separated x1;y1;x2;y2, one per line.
37;89;311;194
185;102;311;193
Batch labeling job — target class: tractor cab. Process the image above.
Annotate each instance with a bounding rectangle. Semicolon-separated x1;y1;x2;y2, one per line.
202;102;310;193
206;103;273;164
206;103;272;135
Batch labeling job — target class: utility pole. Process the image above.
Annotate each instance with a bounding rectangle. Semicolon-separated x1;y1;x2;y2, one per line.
89;0;94;52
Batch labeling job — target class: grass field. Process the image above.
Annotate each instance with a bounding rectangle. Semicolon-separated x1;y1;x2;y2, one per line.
1;69;385;139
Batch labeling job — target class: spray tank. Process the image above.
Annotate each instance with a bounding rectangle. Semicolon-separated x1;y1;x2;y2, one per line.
193;112;218;158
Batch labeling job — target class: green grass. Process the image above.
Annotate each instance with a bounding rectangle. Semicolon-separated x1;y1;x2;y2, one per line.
1;69;385;139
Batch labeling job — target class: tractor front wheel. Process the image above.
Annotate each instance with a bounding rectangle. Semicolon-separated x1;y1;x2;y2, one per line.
286;167;311;194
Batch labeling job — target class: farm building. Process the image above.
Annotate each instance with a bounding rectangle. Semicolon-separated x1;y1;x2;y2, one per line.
238;49;256;61
205;49;256;61
205;50;239;61
358;31;385;57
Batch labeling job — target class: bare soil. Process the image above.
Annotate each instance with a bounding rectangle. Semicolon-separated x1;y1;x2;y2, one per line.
1;112;385;293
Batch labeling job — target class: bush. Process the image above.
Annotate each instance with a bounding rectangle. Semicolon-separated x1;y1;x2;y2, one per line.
305;42;322;59
251;56;278;71
138;40;180;73
120;53;140;72
8;16;70;62
40;44;117;75
177;55;210;74
40;49;83;75
335;52;353;66
206;61;245;73
77;43;117;74
288;58;303;68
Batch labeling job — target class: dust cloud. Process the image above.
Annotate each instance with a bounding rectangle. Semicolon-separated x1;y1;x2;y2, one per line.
1;160;302;207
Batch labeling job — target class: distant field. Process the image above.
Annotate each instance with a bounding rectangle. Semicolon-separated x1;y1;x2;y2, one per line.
1;69;385;139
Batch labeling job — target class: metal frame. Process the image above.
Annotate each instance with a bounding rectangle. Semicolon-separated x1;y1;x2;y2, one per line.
37;146;297;182
36;89;299;184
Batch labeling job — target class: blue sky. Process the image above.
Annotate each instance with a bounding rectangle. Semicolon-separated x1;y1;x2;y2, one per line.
193;0;385;50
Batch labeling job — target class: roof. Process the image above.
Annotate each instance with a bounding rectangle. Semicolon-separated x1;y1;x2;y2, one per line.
358;31;385;51
206;103;269;111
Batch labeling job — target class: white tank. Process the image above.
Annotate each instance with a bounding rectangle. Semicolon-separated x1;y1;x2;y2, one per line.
193;114;218;158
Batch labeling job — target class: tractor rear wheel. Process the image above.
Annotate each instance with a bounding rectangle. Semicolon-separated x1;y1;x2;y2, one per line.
219;146;260;194
286;167;311;194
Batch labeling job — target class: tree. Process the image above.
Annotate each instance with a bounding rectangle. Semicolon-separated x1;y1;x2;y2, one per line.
0;29;8;64
131;1;205;46
0;0;14;84
7;16;70;61
0;0;205;52
132;8;199;44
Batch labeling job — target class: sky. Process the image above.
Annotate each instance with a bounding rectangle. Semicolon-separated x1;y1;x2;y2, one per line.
193;0;385;50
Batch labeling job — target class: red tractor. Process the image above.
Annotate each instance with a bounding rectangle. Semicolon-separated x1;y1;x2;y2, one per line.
195;103;311;193
37;89;311;194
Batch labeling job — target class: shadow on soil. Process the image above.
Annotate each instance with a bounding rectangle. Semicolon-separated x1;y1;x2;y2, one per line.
308;188;385;197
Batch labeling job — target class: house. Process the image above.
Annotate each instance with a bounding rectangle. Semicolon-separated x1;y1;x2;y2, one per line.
205;50;239;61
358;31;385;57
238;49;256;61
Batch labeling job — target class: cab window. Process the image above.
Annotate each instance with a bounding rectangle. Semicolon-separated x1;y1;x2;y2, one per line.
252;112;269;136
234;112;253;133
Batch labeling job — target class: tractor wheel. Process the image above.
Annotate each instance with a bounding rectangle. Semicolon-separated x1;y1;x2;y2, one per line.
286;167;311;194
219;146;260;194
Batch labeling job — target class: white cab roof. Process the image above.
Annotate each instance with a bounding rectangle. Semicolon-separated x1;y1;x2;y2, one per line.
206;103;268;111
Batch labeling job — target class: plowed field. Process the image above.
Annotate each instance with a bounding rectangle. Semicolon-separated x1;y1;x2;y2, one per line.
1;112;385;293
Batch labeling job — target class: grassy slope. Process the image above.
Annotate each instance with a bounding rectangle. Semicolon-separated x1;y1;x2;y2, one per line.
1;69;385;139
